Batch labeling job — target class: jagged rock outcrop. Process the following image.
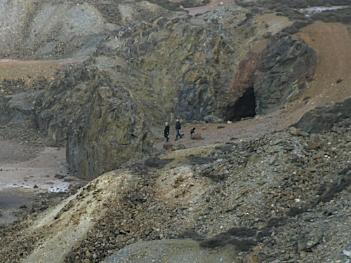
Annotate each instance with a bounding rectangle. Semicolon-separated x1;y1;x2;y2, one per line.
296;97;351;133
254;34;316;114
33;66;152;177
1;115;350;262
28;4;279;177
0;0;333;179
67;84;151;177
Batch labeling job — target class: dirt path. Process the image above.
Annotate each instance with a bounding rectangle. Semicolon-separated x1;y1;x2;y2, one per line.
0;58;82;83
184;0;236;15
156;22;351;150
155;109;302;150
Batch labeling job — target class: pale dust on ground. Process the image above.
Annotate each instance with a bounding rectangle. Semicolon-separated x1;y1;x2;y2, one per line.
0;139;84;225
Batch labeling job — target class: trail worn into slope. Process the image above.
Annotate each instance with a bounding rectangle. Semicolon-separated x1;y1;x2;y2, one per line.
156;21;351;150
0;58;81;83
296;21;351;107
185;0;236;15
2;118;350;263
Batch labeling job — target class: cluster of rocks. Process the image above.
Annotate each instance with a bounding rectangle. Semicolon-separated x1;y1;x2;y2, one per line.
0;0;335;179
45;115;351;263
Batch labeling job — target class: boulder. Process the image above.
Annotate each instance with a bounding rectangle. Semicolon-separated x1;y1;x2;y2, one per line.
295;97;351;133
0;91;41;125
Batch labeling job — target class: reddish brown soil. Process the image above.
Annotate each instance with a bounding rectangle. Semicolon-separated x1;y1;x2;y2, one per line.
156;21;351;150
296;22;351;107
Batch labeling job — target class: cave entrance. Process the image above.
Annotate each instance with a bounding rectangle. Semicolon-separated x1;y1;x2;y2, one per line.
225;87;256;121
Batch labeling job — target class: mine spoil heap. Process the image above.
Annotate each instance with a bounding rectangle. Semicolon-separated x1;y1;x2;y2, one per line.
0;0;351;262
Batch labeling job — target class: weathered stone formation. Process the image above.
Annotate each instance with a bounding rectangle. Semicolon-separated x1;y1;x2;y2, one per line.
253;35;316;114
27;4;263;177
32;66;151;177
0;0;323;178
296;97;351;133
66;82;151;177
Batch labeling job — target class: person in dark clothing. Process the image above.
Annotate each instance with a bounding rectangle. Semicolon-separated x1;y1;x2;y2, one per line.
164;122;170;142
190;127;196;139
175;119;183;140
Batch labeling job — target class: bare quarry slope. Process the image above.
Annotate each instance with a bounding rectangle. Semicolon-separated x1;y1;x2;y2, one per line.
1;114;351;262
0;0;351;263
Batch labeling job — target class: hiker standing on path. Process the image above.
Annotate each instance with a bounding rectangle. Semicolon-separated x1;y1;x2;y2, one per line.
164;122;170;142
175;119;183;141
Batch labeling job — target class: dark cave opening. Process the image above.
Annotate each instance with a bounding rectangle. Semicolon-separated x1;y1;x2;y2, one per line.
224;87;256;122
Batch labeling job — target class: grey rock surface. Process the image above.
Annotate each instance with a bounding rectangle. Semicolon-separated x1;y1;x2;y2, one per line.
254;35;316;114
104;239;237;263
296;97;351;133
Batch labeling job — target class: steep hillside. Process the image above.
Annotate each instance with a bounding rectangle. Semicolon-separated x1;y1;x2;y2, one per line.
1;106;350;262
6;2;293;177
2;0;350;178
0;0;351;262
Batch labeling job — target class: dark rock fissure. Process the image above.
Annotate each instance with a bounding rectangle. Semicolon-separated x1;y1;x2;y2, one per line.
224;87;256;122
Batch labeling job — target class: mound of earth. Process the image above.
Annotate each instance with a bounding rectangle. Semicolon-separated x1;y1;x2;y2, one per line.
1;0;350;178
0;113;350;262
0;1;351;262
104;239;236;263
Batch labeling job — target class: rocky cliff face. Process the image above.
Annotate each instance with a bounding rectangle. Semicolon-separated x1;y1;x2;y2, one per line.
1;113;350;263
1;0;351;262
254;34;316;114
0;0;347;179
296;97;351;133
7;1;271;177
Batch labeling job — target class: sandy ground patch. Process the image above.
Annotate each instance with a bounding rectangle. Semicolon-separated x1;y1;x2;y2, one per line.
296;21;351;106
0;58;82;84
0;140;84;225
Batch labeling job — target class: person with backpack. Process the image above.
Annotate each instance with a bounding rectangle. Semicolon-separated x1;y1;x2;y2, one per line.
175;119;183;141
164;122;170;142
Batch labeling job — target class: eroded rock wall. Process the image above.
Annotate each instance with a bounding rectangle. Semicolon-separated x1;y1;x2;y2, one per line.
0;0;325;178
254;35;316;114
31;5;266;177
296;97;351;133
